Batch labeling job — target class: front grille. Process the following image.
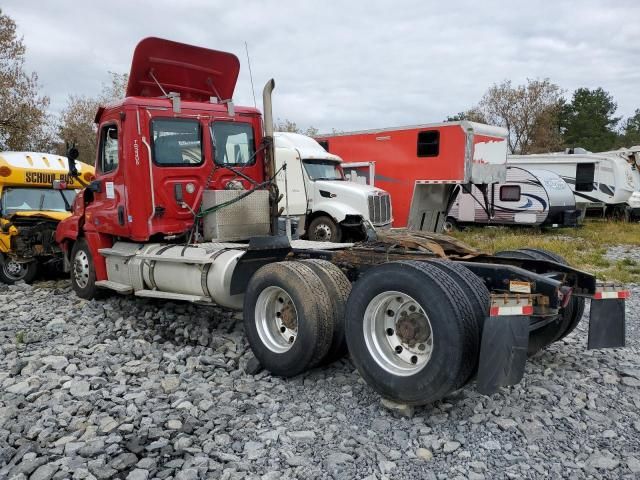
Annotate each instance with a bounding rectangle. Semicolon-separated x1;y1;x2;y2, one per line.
368;193;392;225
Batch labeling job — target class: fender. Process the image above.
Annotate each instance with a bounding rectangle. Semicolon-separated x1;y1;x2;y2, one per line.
311;200;364;224
83;230;112;281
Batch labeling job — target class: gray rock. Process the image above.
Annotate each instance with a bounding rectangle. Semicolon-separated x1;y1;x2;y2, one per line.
69;380;91;398
27;462;58;480
416;448;433;461
41;355;69;370
587;452;619;470
443;441;461;453
126;469;149;480
288;430;316;441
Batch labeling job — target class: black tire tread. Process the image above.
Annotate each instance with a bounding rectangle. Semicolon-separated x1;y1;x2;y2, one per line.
300;259;351;363
399;260;480;392
244;261;334;375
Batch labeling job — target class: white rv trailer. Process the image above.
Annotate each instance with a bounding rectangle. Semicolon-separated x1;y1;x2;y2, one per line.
508;149;636;218
447;166;579;228
598;146;640;219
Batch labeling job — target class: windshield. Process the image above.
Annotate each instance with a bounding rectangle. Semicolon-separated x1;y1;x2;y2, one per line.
1;187;76;215
302;160;344;180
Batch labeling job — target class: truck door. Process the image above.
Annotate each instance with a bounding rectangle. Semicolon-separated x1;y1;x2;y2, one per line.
275;148;307;216
84;122;129;237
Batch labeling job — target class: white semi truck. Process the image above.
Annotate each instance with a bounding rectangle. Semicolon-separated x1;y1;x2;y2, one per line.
274;132;392;242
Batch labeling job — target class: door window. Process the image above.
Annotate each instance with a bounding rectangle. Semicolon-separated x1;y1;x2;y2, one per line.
99;125;119;173
575;163;595;192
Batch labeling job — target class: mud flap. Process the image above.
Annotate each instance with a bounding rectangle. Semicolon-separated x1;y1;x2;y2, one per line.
476;315;530;395
588;299;625;349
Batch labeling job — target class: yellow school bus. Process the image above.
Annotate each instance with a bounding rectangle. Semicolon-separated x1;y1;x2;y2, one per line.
0;152;94;283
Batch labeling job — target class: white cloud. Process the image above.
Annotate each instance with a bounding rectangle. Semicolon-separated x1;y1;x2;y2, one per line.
3;0;639;132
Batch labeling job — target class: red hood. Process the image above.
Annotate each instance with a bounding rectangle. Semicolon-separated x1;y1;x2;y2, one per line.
126;37;240;102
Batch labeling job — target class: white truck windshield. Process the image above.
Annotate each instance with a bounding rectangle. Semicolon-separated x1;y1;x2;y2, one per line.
302;160;344;180
1;188;76;215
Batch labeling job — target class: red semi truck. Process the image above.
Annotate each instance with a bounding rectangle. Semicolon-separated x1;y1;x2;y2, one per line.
56;37;627;406
316;123;508;230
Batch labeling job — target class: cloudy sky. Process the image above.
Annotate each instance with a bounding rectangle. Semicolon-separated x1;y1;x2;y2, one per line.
4;0;639;132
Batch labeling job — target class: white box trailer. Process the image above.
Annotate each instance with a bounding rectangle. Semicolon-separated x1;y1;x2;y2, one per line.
448;166;579;228
508;149;636;218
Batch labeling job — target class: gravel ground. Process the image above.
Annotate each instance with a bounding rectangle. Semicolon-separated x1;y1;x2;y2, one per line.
1;258;639;479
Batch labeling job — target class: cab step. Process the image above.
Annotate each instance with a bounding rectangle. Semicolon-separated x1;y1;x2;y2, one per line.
95;280;133;294
133;289;212;303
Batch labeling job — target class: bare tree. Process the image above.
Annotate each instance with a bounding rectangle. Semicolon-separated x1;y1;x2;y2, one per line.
474;79;564;154
275;118;319;137
56;72;128;162
0;9;51;151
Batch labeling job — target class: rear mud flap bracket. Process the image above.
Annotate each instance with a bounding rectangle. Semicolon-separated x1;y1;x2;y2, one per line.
588;299;625;349
477;315;530;395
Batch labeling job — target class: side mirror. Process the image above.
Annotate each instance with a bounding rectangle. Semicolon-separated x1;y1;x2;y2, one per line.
67;145;79;177
88;180;102;193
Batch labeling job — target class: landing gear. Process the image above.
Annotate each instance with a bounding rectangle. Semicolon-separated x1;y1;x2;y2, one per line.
0;255;37;284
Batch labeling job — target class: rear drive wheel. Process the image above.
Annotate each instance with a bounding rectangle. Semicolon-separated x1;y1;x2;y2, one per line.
308;216;342;243
345;260;480;405
301;259;351;364
243;261;334;377
70;239;102;300
0;255;38;284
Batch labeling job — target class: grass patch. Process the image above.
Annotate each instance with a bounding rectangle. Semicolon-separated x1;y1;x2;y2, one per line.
15;331;24;344
450;219;640;283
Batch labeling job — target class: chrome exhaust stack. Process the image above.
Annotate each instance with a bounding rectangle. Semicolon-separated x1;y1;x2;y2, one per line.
262;79;279;235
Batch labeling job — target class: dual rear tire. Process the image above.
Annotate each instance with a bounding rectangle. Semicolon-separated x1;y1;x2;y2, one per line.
244;259;488;405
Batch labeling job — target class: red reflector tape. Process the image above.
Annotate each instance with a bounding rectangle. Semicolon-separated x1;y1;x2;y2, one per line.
490;304;533;316
594;290;630;300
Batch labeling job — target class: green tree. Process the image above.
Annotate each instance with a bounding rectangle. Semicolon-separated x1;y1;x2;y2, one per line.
0;9;51;151
618;109;640;147
445;108;486;123
560;87;620;152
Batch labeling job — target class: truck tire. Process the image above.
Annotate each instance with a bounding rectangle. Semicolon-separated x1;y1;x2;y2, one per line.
428;260;490;328
301;259;351;364
345;260;480;405
243;261;334;377
308;216;342;243
0;255;38;284
70;238;102;300
494;248;584;353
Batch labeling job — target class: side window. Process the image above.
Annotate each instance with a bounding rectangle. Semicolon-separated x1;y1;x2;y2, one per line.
99;125;119;173
151;118;203;166
500;185;521;202
317;139;329;151
211;121;256;165
417;130;440;157
575;163;595;192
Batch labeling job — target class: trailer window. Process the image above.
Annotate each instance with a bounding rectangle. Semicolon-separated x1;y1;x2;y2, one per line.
500;185;521;202
98;125;119;173
575;163;595;192
417;130;440;157
211;122;256;166
151;119;203;166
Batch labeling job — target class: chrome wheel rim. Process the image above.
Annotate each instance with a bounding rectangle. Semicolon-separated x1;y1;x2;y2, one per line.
363;291;433;376
73;250;90;289
313;223;332;241
3;260;27;281
255;286;298;353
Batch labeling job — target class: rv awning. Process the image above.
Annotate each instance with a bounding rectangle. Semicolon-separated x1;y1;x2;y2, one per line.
126;37;240;102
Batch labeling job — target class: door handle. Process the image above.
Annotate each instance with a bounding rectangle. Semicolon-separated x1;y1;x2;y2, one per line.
117;206;125;226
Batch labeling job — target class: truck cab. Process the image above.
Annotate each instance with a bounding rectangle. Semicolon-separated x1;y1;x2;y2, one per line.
274;132;392;242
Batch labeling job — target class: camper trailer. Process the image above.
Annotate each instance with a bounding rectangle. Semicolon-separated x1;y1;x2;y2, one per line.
317;122;509;231
447;166;579;229
508;149;636;219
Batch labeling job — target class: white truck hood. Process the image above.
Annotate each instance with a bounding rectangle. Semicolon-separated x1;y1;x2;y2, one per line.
314;179;386;196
